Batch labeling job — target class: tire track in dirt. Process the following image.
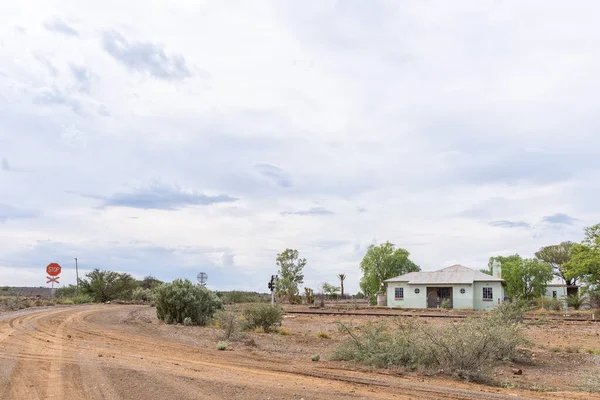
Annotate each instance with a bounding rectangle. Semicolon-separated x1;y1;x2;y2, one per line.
3;305;591;399
66;307;530;400
0;307;98;399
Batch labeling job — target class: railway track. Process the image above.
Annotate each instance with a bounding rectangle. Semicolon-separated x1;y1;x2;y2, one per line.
283;308;600;323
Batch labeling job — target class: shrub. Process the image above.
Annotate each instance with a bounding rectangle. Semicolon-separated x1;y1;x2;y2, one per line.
566;294;586;310
132;287;154;303
242;304;283;333
368;294;377;306
183;317;193;326
441;299;452;309
279;328;290;336
217;310;239;340
332;314;528;380
216;341;228;351
332;321;422;369
155;279;223;326
55;285;77;299
79;269;138;302
492;299;532;324
304;288;315;305
72;294;93;304
220;291;267;304
565;345;580;353
543;298;564;311
316;331;331;339
418;317;527;380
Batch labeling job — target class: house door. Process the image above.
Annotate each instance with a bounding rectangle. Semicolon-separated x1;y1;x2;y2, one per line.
426;287;453;308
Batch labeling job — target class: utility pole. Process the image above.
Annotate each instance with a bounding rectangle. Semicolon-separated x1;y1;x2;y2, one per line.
74;257;79;296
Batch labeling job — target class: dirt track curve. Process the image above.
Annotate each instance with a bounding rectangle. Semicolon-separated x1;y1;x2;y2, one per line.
0;305;594;399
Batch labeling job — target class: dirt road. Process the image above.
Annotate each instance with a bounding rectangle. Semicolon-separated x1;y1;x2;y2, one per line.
0;305;594;399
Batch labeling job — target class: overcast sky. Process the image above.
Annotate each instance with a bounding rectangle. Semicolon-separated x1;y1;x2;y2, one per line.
1;1;599;293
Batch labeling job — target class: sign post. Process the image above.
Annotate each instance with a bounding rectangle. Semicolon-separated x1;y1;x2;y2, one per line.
46;263;62;299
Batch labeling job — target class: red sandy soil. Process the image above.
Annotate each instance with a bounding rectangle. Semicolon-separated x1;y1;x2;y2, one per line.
0;304;598;399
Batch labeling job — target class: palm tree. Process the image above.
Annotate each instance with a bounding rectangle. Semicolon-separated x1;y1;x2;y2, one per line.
337;274;346;298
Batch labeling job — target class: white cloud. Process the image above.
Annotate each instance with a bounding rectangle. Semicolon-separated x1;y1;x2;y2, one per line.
1;1;599;292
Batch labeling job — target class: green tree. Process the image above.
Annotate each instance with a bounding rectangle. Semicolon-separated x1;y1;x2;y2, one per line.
275;248;306;304
491;255;553;300
535;241;576;285
359;242;420;296
337;274;346;298
565;223;600;291
79;269;139;302
138;275;164;290
483;254;522;276
322;282;340;297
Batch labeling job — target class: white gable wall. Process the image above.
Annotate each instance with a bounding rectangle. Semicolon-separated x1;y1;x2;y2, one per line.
472;281;504;310
452;284;473;309
386;282;503;310
545;285;568;299
387;282;425;308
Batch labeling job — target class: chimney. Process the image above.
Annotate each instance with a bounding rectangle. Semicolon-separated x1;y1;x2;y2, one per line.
492;260;502;278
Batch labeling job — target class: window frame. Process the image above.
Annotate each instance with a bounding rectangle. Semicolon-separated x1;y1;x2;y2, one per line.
482;287;493;301
395;287;404;300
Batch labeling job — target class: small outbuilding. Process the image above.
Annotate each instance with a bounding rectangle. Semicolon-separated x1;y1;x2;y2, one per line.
545;277;579;299
385;264;505;310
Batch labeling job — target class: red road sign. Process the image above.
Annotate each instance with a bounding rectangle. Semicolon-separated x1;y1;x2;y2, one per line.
47;276;60;284
46;263;61;276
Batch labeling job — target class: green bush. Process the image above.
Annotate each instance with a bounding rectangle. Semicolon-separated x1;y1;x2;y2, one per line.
79;269;138;302
368;294;377;306
566;294;586;310
55;285;78;299
493;299;532;324
183;317;193;326
216;341;228;350
155;279;223;326
242;304;283;333
219;291;267;304
132;287;154;303
441;299;452;309
72;294;93;304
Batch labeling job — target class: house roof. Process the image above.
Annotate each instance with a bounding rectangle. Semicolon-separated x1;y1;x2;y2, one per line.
384;264;504;285
546;277;578;287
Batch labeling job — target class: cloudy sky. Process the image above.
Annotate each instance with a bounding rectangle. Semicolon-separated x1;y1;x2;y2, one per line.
1;1;599;293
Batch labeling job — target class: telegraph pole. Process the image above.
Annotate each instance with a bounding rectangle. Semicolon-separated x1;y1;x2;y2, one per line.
74;257;79;296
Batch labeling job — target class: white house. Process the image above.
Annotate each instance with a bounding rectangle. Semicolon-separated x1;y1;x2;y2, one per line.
384;264;505;311
545;277;579;299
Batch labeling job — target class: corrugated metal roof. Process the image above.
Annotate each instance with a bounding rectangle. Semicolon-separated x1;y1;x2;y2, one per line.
384;264;504;284
547;277;578;287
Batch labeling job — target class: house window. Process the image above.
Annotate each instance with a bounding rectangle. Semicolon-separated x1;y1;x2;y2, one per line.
552;291;557;298
414;288;420;294
395;287;404;299
483;287;493;301
460;288;466;294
